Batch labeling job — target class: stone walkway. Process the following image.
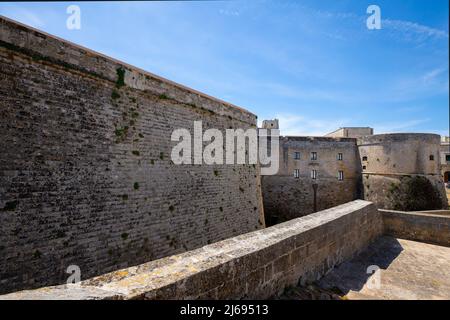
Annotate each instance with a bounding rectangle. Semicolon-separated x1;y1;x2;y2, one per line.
280;236;450;300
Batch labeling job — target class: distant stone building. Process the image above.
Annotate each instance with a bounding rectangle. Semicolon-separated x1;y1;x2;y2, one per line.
325;127;374;139
261;119;280;130
359;133;447;211
261;136;361;225
261;121;448;224
440;136;450;183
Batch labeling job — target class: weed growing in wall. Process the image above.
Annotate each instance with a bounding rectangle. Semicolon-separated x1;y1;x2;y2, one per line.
116;68;125;88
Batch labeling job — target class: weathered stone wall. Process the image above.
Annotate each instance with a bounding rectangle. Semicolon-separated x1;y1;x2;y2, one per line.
0;17;264;294
262;137;361;224
362;174;447;211
359;134;448;210
440;141;450;182
380;209;450;247
358;133;442;175
0;200;383;300
261;131;448;223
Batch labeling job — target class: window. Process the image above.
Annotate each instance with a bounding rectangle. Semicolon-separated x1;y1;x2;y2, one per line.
337;153;343;161
311;152;317;160
362;156;368;161
429;155;434;161
294;152;300;160
446;155;450;162
311;169;317;180
362;165;367;170
294;169;300;178
338;171;344;181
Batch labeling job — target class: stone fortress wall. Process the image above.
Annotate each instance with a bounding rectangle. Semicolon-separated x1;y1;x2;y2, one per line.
359;133;441;175
359;133;447;211
262;135;362;224
261;123;448;224
0;16;264;294
0;201;385;300
3;200;448;300
380;209;450;247
440;136;450;183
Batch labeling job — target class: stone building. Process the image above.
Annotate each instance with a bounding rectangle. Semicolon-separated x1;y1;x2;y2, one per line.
261;121;448;223
261;119;279;130
440;136;450;183
359;133;448;211
0;16;264;293
261;121;362;224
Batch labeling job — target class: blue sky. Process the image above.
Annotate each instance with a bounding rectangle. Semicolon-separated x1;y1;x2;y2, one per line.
1;0;448;136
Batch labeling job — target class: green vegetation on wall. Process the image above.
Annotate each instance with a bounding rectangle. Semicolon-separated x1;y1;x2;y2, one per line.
388;176;444;211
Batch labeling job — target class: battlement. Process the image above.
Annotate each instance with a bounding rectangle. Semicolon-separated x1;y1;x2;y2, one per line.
0;200;383;300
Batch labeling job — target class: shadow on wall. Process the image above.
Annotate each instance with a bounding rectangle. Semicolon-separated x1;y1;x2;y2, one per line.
387;176;446;211
317;236;403;295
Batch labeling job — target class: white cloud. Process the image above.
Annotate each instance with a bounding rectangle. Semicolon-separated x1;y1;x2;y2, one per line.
423;67;448;83
299;5;449;44
263;113;351;137
218;9;240;17
388;67;449;101
0;7;45;28
383;19;449;42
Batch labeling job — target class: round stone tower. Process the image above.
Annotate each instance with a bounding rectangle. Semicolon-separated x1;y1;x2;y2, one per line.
358;133;447;211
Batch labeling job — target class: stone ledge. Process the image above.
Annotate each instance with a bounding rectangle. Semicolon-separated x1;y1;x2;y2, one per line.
0;200;381;300
380;209;450;247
